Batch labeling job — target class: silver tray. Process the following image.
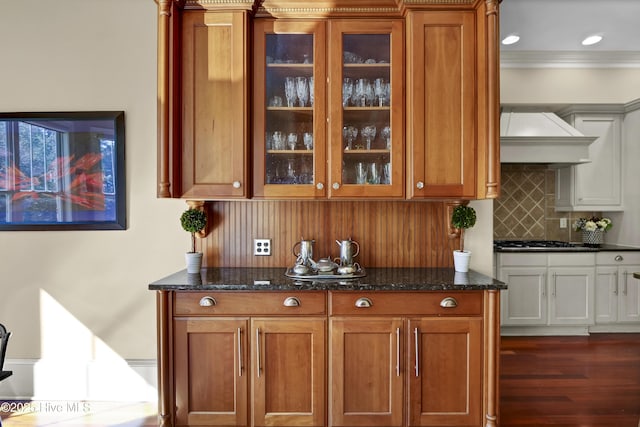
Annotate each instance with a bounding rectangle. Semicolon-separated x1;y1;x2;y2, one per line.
285;267;366;281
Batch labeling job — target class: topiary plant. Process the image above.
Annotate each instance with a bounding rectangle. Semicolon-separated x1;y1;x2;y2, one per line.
451;204;476;252
180;208;207;253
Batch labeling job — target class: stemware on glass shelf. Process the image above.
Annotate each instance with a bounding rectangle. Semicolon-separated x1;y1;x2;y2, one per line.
284;77;297;107
374;78;386;107
287;132;298;150
354;78;369;107
308;76;314;107
303;132;313;150
368;162;380;184
380;125;391;149
361;124;376;150
272;131;285;150
342;78;353;107
296;76;309;107
343;125;358;150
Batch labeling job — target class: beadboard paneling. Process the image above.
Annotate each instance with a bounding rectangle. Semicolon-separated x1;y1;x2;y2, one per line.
201;201;457;268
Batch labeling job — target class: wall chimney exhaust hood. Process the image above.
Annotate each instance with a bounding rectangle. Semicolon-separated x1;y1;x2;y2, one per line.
500;111;597;165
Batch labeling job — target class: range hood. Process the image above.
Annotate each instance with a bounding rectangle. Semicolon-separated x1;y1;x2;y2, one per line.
500;111;597;165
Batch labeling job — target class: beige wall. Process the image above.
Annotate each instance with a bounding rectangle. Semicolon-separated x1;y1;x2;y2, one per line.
0;0;186;366
501;67;640;105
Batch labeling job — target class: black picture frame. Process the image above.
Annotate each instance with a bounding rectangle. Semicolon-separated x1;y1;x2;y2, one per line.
0;111;126;230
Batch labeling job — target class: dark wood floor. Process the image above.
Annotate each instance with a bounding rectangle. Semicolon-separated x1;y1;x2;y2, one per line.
500;333;640;427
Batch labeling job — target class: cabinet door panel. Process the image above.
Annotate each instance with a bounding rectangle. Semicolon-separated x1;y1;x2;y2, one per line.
408;318;481;426
499;267;547;326
407;11;476;199
595;266;618;324
181;11;248;198
330;318;403;427
619;268;640;322
549;267;594;325
252;318;325;427
328;20;405;199
174;318;248;426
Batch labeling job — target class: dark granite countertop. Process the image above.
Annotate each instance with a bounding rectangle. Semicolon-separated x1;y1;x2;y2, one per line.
494;243;640;253
149;267;506;291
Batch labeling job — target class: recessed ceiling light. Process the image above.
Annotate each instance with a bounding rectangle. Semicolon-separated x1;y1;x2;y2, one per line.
502;34;520;45
582;34;603;46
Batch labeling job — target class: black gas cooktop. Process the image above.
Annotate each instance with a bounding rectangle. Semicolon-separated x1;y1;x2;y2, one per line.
493;240;596;252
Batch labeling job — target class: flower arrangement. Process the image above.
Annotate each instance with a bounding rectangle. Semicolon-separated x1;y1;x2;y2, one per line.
573;217;613;233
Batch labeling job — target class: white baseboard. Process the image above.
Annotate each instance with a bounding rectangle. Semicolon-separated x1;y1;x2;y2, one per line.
0;359;157;402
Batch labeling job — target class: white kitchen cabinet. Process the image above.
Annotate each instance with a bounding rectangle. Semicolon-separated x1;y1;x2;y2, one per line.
593;252;640;331
497;252;595;335
555;111;623;211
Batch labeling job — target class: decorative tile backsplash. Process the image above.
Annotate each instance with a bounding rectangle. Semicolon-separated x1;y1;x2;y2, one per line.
493;164;598;241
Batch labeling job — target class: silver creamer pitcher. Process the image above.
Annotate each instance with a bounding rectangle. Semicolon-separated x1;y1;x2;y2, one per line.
292;238;315;265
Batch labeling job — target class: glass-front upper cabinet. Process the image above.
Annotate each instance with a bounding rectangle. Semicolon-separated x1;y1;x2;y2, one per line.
253;20;327;199
328;20;404;198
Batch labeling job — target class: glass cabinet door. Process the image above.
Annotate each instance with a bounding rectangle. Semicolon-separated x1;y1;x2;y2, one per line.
329;20;404;198
253;21;326;199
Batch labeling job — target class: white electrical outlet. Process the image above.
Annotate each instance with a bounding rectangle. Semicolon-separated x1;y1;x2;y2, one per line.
253;238;272;256
560;218;568;229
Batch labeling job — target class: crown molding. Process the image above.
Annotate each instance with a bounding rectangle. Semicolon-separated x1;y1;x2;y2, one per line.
500;51;640;69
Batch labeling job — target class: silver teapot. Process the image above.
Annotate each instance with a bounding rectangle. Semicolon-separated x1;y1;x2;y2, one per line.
335;238;360;266
292;238;315;266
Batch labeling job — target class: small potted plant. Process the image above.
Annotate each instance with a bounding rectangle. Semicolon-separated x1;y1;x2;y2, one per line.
180;207;207;273
574;216;612;247
451;204;477;272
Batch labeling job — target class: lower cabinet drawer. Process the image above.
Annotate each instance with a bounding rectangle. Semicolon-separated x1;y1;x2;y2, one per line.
174;291;326;316
329;291;482;316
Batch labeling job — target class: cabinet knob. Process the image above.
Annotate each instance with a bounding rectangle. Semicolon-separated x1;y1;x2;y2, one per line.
355;297;372;308
615;255;624;262
416;181;424;190
440;297;458;308
283;296;301;307
232;181;241;189
316;182;324;190
332;182;340;190
199;296;216;307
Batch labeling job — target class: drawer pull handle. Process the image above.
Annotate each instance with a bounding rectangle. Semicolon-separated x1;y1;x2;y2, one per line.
283;297;301;307
440;297;458;308
355;297;372;308
615;255;624;262
199;296;216;307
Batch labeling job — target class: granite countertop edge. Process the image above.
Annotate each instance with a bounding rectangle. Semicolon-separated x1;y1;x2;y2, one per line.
494;243;640;253
149;267;506;291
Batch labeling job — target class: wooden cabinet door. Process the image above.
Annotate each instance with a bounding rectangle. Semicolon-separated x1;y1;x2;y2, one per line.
252;318;326;427
174;318;248;426
252;19;328;199
408;318;482;426
327;20;405;199
330;317;403;427
406;11;476;199
180;11;249;199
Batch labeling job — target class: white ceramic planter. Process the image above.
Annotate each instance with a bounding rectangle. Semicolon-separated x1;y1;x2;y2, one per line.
185;252;203;274
453;250;471;273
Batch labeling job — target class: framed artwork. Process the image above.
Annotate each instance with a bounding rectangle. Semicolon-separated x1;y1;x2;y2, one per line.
0;111;126;230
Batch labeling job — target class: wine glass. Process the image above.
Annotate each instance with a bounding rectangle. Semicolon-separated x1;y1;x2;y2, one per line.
364;81;375;107
296;77;309;107
284;77;297;107
343;125;358;150
308;76;314;107
374;78;386;107
361;125;376;150
287;132;298;150
354;78;369;107
303;132;313;150
380;126;391;149
342;78;353;107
